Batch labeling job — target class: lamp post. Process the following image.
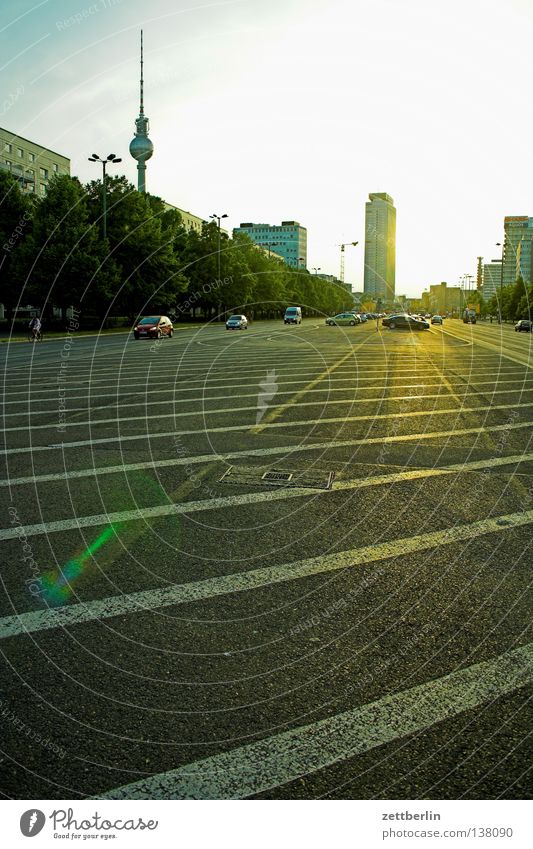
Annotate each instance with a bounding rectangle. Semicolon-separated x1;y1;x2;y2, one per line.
210;213;228;281
88;153;122;239
296;256;304;270
495;241;504;323
265;241;279;258
312;267;321;275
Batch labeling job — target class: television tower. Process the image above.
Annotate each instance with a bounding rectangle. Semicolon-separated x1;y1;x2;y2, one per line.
129;30;153;193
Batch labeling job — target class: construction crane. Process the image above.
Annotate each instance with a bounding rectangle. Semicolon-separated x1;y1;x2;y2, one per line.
338;241;358;283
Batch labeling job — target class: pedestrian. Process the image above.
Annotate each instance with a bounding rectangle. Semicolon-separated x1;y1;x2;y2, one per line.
490;315;493;323
376;315;380;332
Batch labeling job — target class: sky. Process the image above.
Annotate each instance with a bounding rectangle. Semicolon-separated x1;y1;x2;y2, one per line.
1;0;532;295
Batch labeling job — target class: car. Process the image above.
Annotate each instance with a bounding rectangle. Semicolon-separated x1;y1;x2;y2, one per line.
358;313;368;322
431;315;443;325
515;319;532;332
133;315;173;339
381;313;429;330
325;312;359;326
226;314;248;330
347;312;362;324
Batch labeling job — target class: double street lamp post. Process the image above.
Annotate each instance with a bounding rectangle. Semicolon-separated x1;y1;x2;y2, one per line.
88;153;122;239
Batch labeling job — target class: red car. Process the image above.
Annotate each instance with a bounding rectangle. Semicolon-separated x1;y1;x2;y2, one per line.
133;315;174;339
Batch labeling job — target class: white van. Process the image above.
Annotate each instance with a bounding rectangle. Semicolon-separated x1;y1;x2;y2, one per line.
284;306;302;325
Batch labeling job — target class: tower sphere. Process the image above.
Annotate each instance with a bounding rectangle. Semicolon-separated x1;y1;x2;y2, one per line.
129;135;154;162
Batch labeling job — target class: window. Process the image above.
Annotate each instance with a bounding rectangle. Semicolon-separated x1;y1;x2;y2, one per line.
17;147;23;158
53;163;58;172
4;143;12;153
28;152;35;162
39;167;48;179
27;169;34;176
27;184;34;193
39;184;46;196
5;159;11;167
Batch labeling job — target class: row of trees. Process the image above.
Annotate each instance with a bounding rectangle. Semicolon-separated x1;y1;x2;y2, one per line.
485;276;532;322
0;171;350;326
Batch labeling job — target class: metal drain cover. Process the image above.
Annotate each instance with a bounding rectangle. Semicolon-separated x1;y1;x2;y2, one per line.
262;471;293;483
219;466;334;490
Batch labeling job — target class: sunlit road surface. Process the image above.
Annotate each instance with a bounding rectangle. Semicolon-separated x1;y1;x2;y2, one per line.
1;319;532;800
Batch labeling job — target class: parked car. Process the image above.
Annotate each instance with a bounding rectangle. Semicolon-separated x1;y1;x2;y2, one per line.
382;313;429;330
347;312;362;324
358;313;368;322
515;319;532;332
226;314;248;330
325;313;359;326
133;315;173;339
431;315;443;325
284;306;302;324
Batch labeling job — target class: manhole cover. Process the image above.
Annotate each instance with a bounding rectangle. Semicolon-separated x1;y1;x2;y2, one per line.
219;466;334;490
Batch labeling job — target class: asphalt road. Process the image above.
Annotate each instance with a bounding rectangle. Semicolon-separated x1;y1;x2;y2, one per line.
0;318;532;800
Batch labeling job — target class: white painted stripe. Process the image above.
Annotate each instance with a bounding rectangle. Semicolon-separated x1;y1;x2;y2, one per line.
1;365;526;398
2;508;533;639
98;642;533;799
4;398;533;435
1;457;531;542
6;383;532;421
3;416;532;457
2;442;530;491
3;375;533;410
441;325;533;368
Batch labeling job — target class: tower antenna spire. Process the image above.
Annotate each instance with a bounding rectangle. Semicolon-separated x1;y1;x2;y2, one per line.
129;28;153;193
140;29;144;116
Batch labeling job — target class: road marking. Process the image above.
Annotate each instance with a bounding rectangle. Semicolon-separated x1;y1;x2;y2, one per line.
97;642;533;799
248;341;369;432
4;398;533;436
3;416;532;457
2;508;533;640
1;365;526;399
441;325;533;368
4;382;533;420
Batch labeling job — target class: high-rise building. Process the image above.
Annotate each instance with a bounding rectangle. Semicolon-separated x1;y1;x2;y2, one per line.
483;263;502;301
502;217;533;287
363;192;396;302
232;221;307;268
517;233;533;284
0;127;70;197
129;31;153;193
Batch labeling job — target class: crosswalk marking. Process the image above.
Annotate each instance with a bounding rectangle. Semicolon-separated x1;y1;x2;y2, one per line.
1;508;532;639
98;641;533;799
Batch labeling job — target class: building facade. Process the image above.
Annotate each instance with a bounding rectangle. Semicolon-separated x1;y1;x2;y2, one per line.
483;262;502;301
428;282;462;315
232;221;307;268
502;217;533;287
516;233;533;284
0;127;70;197
363;192;396;302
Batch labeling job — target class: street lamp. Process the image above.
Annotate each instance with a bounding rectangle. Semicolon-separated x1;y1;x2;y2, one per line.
210;213;228;280
265;241;279;258
295;256;304;270
312;267;321;275
88;153;122;239
496;242;504;323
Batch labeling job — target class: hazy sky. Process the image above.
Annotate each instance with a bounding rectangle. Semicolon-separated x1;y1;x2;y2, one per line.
1;0;532;295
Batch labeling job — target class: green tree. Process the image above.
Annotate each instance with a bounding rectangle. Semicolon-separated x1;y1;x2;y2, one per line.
0;171;33;321
86;176;186;320
19;175;119;321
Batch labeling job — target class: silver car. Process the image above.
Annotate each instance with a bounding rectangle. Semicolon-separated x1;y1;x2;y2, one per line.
226;314;248;330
